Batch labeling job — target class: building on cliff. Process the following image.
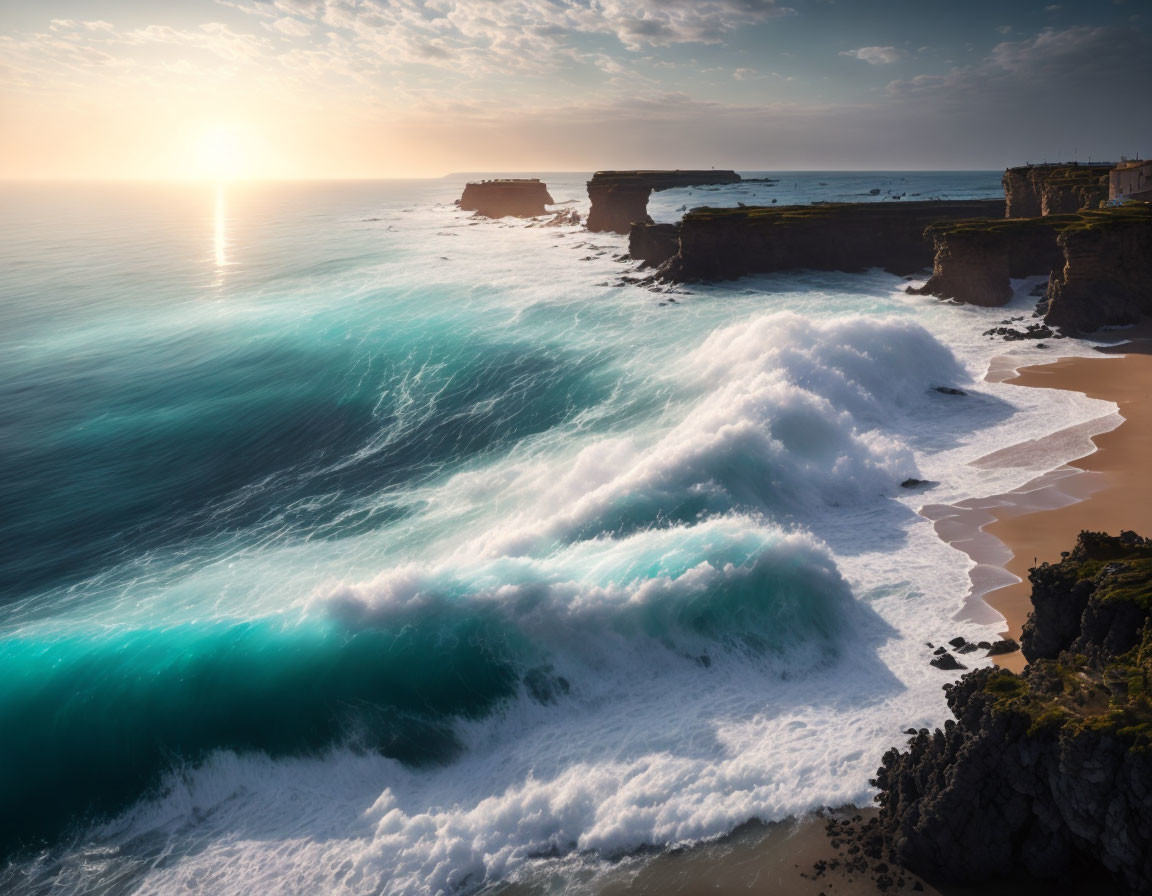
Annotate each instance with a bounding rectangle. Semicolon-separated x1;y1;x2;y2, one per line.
1109;159;1152;203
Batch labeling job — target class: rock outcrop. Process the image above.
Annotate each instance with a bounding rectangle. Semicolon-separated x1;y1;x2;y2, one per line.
628;222;681;268
458;179;553;218
873;531;1152;893
586;170;741;234
911;205;1152;319
909;217;1067;306
1002;164;1112;218
658;199;1005;282
1045;205;1152;333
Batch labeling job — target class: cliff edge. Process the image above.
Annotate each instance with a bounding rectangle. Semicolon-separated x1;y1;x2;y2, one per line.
1003;164;1113;218
1045;206;1152;333
658;199;1005;281
585;170;741;234
873;531;1152;893
910;205;1152;323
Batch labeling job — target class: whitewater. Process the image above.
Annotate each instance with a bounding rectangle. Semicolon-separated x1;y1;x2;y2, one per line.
0;173;1122;895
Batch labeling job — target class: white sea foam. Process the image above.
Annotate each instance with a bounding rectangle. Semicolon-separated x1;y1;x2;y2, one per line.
4;175;1129;896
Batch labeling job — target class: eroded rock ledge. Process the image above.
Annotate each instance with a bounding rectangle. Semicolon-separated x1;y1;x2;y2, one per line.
910;206;1152;329
658;199;1005;281
586;170;741;234
1003;163;1113;218
458;178;553;218
874;531;1152;893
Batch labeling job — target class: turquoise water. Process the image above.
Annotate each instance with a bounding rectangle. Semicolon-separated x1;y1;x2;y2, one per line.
1;173;1104;895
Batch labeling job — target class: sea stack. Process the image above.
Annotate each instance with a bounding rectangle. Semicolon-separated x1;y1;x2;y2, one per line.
586;170;741;234
458;178;554;218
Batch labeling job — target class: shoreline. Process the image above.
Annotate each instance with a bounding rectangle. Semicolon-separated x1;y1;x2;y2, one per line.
926;338;1152;672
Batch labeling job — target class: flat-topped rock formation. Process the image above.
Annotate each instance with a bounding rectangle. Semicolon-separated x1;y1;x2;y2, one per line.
658;199;1005;282
586;170;741;234
873;531;1152;893
628;222;681;268
458;178;553;218
910;216;1069;306
1002;164;1112;218
1046;205;1152;332
911;206;1152;327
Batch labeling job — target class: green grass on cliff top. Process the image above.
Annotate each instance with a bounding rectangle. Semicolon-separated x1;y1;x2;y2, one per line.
982;533;1152;744
683;199;1004;224
929;204;1152;237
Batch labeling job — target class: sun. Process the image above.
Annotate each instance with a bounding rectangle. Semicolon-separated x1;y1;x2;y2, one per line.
194;123;251;181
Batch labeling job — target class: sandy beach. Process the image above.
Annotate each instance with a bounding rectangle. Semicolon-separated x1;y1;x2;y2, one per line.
926;340;1152;672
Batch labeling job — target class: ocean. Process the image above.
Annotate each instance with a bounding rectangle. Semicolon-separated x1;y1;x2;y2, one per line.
0;173;1120;894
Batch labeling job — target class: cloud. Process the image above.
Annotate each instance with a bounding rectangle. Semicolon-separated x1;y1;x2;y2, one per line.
268;17;312;37
841;46;905;64
887;25;1152;101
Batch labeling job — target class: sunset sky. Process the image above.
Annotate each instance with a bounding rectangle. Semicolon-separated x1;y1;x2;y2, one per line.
2;0;1149;179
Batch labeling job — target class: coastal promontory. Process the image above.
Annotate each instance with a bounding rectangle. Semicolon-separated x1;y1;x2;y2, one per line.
911;205;1152;328
586;170;741;234
1003;163;1113;218
658;199;1005;281
873;531;1152;893
458;178;554;218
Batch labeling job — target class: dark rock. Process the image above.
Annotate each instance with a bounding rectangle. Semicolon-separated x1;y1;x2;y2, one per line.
1044;207;1152;334
660;199;1006;282
1003;163;1113;218
930;653;966;671
901;478;929;488
586;170;741;234
628;222;681;268
986;638;1019;656
875;530;1152;893
933;386;967;395
458;178;553;217
948;636;968;648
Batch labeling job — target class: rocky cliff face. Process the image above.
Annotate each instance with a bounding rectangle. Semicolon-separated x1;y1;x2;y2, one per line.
628;222;680;268
1003;164;1112;218
873;531;1152;893
458;179;553;218
585;170;741;234
1045;206;1152;333
910;218;1066;306
659;199;1005;282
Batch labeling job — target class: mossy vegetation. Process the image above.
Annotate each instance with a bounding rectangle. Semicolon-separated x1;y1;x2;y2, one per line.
984;533;1152;746
929;204;1152;238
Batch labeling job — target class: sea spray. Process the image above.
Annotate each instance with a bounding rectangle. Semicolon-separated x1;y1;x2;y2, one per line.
0;520;852;858
0;175;1120;895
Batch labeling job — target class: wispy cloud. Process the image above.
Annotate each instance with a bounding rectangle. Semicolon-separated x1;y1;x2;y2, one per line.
840;45;906;64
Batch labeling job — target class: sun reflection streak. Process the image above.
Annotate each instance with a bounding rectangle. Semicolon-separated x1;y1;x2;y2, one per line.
214;184;227;272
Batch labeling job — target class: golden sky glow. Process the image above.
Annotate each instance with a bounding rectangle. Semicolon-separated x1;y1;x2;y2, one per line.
0;2;1148;180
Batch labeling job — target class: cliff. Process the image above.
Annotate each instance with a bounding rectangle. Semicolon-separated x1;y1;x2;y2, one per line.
628;222;680;268
458;179;553;218
658;199;1005;282
1003;164;1112;218
873;531;1152;893
585;170;741;234
909;217;1068;306
1045;205;1152;333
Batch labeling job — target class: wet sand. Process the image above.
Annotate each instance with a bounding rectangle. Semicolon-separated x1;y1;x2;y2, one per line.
928;341;1152;672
